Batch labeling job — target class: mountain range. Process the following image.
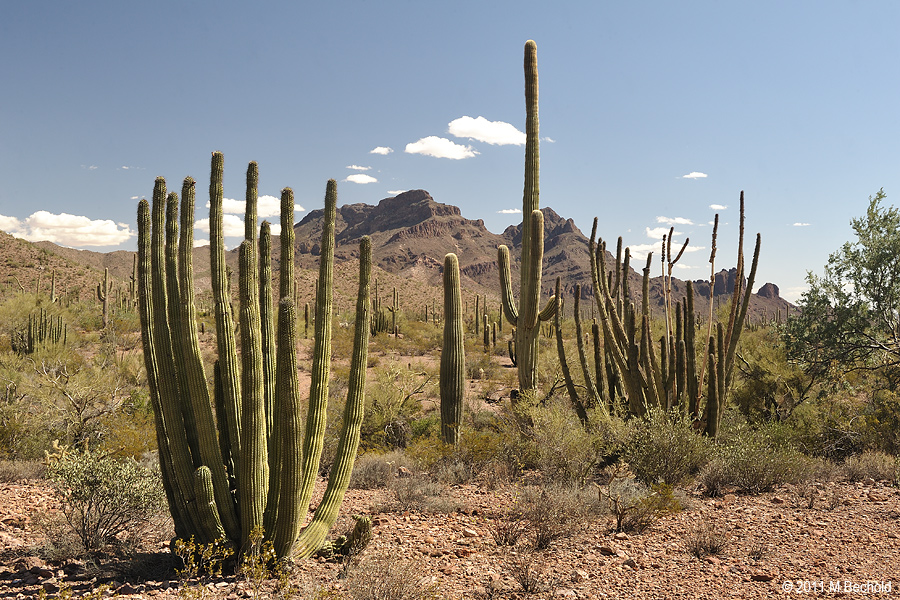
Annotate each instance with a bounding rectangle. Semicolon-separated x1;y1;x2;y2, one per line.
1;190;792;322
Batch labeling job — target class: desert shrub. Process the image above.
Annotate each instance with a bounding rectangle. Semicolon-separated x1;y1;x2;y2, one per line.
389;475;446;513
599;475;681;533
46;450;166;552
0;459;45;482
844;450;898;482
517;484;602;549
622;409;711;486
344;551;439;600
713;424;815;494
527;399;604;484
349;450;415;490
683;521;728;558
359;363;432;451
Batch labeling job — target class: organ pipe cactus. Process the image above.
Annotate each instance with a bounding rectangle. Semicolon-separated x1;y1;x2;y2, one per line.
498;40;558;393
137;153;370;559
440;253;465;445
583;193;759;433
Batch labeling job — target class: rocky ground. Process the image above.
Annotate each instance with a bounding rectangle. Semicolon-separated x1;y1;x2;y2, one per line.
1;475;899;599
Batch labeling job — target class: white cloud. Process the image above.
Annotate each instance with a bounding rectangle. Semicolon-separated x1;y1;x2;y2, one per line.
194;215;245;237
206;195;303;218
193;239;210;248
405;136;478;159
1;211;134;246
370;146;393;155
345;174;378;184
0;215;23;232
645;227;682;240
625;243;660;260
346;165;371;171
447;116;525;146
674;263;701;270
498;208;522;214
681;172;708;179
387;190;407;195
656;216;693;226
792;222;811;227
130;196;140;200
542;137;556;143
269;223;282;237
709;204;727;210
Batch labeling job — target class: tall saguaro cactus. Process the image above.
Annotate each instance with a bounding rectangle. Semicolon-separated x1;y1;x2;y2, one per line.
498;40;557;393
440;253;465;444
137;153;370;559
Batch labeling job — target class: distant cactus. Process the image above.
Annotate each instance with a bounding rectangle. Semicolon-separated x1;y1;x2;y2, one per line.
137;154;371;559
97;267;110;328
11;308;66;355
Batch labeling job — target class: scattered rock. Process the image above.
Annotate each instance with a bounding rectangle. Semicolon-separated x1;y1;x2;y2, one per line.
599;545;617;556
751;573;775;581
770;496;785;504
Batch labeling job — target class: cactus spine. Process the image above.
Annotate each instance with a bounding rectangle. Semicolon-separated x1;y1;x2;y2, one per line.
440;253;465;445
498;40;558;394
137;154;370;559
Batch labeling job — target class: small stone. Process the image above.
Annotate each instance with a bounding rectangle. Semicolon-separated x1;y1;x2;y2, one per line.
462;528;479;538
751;573;775;581
398;466;413;478
424;536;436;544
770;496;785;504
622;558;638;569
573;569;590;582
722;494;737;504
614;532;629;540
41;580;60;594
599;545;617;556
705;557;721;565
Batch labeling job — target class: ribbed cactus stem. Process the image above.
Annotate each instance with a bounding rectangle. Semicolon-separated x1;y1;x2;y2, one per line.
440;253;465;445
293;234;371;559
238;239;268;550
209;152;242;484
295;179;337;527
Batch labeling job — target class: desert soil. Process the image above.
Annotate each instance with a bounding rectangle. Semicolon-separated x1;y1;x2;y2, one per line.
1;474;899;599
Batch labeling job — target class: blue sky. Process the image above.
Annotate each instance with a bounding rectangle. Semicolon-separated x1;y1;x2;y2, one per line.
2;1;899;302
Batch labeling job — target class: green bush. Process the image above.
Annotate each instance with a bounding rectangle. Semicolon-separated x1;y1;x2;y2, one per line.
622;409;711;486
46;450;166;552
844;450;899;483
710;423;815;494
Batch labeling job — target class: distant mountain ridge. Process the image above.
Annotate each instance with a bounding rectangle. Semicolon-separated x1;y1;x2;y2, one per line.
290;189;792;320
1;189;792;321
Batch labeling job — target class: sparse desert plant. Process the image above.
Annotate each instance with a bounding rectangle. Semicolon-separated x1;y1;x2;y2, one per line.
349;450;414;490
843;450;899;482
683;521;728;558
622;408;711;486
46;449;166;553
715;425;815;494
599;466;681;533
518;484;601;549
344;551;439;600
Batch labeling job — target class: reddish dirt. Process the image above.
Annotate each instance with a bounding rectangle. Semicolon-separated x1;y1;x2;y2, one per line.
2;475;899;599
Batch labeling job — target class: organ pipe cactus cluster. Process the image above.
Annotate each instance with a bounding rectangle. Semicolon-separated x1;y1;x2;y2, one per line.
498;40;558;393
578;193;759;435
137;152;370;559
440;253;465;445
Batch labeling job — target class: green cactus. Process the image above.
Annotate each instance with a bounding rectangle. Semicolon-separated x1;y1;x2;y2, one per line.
137;154;371;559
97;267;110;328
498;40;558;394
583;193;759;432
440;253;465;445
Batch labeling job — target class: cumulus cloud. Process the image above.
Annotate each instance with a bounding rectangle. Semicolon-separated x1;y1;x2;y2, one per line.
405;136;478;159
194;215;245;237
498;208;522;214
269;223;282;237
346;165;371;171
388;190;407;195
370;146;393;155
345;174;378;184
628;241;703;260
681;172;708;179
792;222;811;227
206;195;304;218
448;116;525;146
0;211;134;246
193;238;210;248
645;227;682;240
656;216;693;226
709;204;727;210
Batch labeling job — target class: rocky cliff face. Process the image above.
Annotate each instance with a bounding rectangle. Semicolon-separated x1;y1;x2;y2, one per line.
288;189;791;317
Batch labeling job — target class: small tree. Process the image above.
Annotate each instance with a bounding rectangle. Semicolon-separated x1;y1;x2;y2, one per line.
784;189;900;389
